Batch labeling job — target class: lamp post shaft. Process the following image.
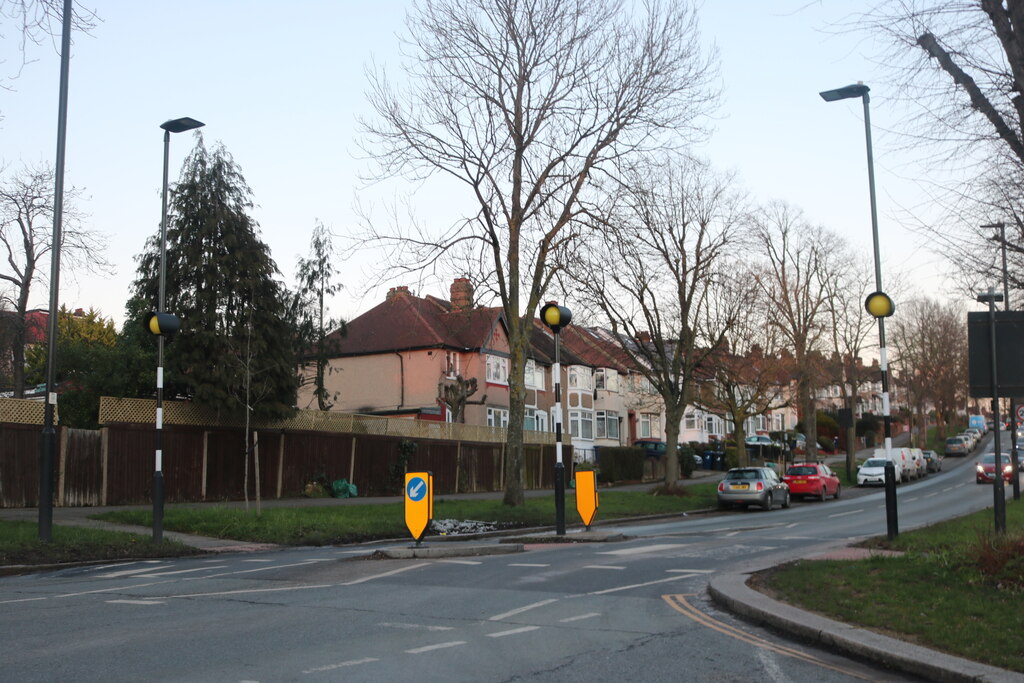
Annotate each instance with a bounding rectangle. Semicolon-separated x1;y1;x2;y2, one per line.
153;129;171;543
553;334;566;536
986;288;1007;533
996;223;1021;500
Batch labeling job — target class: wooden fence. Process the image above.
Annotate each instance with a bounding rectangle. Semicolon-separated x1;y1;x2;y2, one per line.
0;398;564;508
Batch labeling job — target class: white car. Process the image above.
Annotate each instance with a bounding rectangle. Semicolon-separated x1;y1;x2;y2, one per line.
858;457;900;486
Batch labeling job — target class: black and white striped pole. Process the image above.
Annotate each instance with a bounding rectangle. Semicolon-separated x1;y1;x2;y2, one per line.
541;302;572;536
151;117;203;542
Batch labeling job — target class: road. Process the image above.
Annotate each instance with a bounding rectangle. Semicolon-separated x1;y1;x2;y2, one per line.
0;444;1014;682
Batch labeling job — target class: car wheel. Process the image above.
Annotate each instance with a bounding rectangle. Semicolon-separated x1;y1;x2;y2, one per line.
819;487;827;502
782;491;791;509
761;493;773;511
834;485;841;500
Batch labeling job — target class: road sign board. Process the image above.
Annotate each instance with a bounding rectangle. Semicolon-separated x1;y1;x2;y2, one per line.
575;469;598;529
1017;404;1024;423
404;472;433;543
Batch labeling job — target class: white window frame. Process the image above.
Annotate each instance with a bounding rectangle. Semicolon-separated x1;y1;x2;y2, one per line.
525;358;544;390
445;351;460;379
639;412;660;439
570;409;594;440
684;411;699;431
486;355;509;385
487;407;510;428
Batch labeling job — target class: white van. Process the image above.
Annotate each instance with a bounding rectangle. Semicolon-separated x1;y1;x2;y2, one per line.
872;447;910;482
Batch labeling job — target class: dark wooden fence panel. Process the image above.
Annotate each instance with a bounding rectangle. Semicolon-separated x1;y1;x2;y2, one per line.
354;435;402;497
61;428;102;506
279;431;353;497
0;423;41;507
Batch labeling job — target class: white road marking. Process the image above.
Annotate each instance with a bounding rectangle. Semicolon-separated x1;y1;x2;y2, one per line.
487;626;541;638
785;522;800;528
0;597;47;605
827;509;863;518
242;559;274;563
303;657;378;673
665;569;714;574
191;559;332;580
924;492;939;498
437;559;482;565
583;565;626;570
508;563;549;567
105;599;165;605
379;622;454;632
942;486;953;492
599;544;687;556
559;612;600;623
724;530;742;537
586;573;699;596
98;566;172;578
405;641;466;654
488;598;559;621
905;497;919;502
756;644;788;682
135;565;227;577
342;563;432;585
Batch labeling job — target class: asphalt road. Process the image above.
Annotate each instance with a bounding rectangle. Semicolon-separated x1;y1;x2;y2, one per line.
0;441;1014;683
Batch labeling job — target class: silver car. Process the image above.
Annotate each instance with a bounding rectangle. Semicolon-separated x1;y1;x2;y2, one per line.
717;467;790;511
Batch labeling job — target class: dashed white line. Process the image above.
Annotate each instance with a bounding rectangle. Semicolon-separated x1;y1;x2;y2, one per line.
724;530;742;537
559;612;600;623
242;559;274;563
905;497;919;502
405;641;466;654
438;559;482;565
488;599;559;621
784;522;800;528
135;565;227;577
379;622;454;632
599;544;688;556
487;626;541;638
508;563;549;567
924;492;939;498
665;569;714;574
827;509;863;518
97;566;171;579
583;565;626;570
105;599;165;605
303;657;378;673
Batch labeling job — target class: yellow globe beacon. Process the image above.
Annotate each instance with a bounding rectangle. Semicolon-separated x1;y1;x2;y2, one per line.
864;291;894;318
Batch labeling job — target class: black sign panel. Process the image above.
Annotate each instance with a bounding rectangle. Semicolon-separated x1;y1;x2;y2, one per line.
968;311;1024;397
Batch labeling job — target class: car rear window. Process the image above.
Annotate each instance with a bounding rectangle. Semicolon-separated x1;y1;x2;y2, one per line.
786;466;816;476
725;469;761;480
945;438;963;445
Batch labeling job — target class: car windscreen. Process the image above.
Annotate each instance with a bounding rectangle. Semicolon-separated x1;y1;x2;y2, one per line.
786;466;816;476
725;469;761;480
862;459;887;467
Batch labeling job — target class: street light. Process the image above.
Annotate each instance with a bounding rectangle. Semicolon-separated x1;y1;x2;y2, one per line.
820;82;899;539
978;288;1007;533
153;117;204;542
983;221;1020;500
540;302;572;536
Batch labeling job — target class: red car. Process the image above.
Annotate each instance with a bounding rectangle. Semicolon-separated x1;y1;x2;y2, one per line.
976;454;1013;484
782;463;841;501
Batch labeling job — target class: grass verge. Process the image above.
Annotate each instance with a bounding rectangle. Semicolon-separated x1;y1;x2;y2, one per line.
0;520;201;569
90;485;720;547
759;498;1024;672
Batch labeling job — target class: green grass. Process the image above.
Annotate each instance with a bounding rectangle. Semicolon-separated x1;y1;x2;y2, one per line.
92;486;721;546
761;499;1024;672
0;520;200;569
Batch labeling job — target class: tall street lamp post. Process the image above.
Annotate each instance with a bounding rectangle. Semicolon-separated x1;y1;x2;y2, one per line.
153;117;204;542
982;221;1020;500
820;82;898;539
540;302;572;536
978;288;1007;533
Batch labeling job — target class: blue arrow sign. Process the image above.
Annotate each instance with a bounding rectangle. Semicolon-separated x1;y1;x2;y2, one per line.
407;476;427;502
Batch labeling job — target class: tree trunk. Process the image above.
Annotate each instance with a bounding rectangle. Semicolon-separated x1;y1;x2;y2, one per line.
502;336;528;506
663;407;683;485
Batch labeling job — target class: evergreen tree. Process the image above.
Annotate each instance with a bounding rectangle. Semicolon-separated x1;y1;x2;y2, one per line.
131;137;298;420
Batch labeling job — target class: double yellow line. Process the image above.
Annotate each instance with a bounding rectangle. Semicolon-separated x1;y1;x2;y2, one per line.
662;594;872;680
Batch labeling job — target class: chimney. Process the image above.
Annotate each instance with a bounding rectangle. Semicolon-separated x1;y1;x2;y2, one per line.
637;331;651;343
450;278;473;311
386;285;410;301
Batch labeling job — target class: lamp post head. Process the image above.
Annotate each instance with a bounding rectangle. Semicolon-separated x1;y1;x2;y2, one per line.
977;291;1004;304
160;117;205;134
540;302;572;333
820;83;870;102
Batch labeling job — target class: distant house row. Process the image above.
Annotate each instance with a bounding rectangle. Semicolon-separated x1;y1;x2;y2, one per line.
296;279;894;460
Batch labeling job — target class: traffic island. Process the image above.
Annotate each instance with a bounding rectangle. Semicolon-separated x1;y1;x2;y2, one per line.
372;543;525;559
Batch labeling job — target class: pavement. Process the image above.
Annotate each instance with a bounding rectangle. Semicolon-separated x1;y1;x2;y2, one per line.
4;435;1022;681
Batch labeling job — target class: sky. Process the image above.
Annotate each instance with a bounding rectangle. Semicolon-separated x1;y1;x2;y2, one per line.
0;1;955;330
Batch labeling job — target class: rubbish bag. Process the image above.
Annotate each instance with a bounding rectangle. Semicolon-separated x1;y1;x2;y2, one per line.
332;479;358;498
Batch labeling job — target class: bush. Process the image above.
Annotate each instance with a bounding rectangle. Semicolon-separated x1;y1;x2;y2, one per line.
596;447;645;483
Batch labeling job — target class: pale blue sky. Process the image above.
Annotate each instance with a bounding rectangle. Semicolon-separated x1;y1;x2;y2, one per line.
1;1;948;328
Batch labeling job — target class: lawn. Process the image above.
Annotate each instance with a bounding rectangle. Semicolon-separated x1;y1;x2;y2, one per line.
760;498;1024;673
91;485;721;546
0;520;200;569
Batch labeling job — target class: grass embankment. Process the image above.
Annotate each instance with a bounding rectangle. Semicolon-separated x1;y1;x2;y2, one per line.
91;486;720;546
761;499;1024;672
0;520;200;569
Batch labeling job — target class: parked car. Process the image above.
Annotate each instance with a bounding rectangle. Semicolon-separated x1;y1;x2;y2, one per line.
976;453;1014;484
908;448;927;478
857;457;898;486
958;431;977;450
782;463;841;500
964;428;983;447
872;447;913;481
633;440;703;468
944;436;970;456
717;467;790;511
922;450;942;473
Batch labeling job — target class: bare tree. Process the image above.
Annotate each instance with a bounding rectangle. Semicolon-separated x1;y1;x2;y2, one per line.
360;0;718;505
890;297;968;440
823;253;877;477
572;155;745;485
753;202;841;459
0;162;107;396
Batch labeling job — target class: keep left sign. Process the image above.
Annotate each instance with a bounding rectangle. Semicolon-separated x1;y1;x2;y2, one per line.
405;472;433;543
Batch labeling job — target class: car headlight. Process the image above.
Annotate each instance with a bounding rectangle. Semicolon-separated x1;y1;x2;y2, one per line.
976;465;984;473
1004;465;1013;473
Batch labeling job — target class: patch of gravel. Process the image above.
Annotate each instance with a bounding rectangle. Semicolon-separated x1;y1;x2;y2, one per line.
430;518;500;535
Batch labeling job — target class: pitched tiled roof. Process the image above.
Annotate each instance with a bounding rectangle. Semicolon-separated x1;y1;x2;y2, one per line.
322;289;504;357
